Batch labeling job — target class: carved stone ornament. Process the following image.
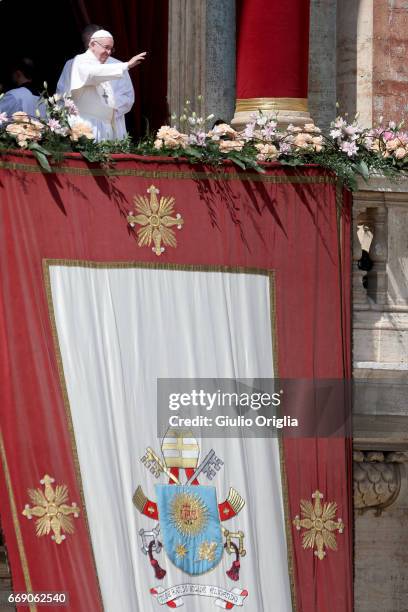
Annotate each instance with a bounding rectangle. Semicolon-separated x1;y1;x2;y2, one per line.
353;451;408;515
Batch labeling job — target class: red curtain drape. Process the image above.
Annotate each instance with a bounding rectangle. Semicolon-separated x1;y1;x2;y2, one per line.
0;152;352;612
69;0;169;135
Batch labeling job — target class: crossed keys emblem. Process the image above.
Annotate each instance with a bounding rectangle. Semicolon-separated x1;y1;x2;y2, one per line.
141;446;224;485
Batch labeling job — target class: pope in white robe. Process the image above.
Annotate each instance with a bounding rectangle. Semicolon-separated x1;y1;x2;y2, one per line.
56;30;146;142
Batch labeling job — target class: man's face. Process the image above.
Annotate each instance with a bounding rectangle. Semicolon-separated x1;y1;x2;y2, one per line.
89;37;114;63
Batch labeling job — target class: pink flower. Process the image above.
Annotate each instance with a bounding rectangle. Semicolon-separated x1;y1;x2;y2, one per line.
188;131;206;146
382;130;394;142
279;142;292;154
0;112;8;125
47;119;67;136
261;124;277;140
64;98;79;115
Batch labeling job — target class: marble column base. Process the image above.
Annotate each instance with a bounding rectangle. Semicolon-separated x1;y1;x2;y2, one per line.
232;108;312;131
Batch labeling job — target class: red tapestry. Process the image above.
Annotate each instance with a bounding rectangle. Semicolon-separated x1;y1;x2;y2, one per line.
0;152;352;612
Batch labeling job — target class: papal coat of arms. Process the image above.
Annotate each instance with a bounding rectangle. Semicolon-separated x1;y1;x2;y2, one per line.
133;429;248;608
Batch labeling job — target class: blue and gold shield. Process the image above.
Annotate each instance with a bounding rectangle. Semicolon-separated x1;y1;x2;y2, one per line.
155;484;223;575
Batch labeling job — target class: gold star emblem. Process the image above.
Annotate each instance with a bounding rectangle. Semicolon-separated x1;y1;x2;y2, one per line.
293;490;344;560
198;541;217;562
175;543;188;559
22;474;80;544
127;185;184;256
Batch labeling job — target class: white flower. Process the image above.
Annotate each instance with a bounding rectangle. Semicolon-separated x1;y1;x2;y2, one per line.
256;114;268;126
340;141;358;157
0;112;8;125
333;117;347;129
243;123;256;140
344;125;360;138
330;128;342;139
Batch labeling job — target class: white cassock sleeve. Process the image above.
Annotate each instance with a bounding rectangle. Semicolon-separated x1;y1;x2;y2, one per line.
113;70;135;117
70;57;129;92
0;92;22;115
56;60;73;95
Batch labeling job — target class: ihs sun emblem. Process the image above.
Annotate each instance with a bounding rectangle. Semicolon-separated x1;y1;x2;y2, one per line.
171;492;208;536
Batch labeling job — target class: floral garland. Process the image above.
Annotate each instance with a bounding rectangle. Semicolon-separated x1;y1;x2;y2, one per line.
0;93;407;189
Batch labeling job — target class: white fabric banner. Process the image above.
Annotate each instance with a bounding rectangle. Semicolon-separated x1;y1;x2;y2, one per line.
49;264;292;612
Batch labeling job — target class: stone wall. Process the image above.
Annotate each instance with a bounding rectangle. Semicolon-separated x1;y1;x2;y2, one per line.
373;1;408;125
353;177;408;612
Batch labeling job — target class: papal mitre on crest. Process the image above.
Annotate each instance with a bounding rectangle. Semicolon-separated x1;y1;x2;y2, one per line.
161;428;200;469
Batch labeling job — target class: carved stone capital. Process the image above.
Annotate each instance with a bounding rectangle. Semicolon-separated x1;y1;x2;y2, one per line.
353;450;408;514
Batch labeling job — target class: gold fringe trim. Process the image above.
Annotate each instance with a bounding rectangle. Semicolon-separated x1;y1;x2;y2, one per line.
0;158;334;184
42;262;104;606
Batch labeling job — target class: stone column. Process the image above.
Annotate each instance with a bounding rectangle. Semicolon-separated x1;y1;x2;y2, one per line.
167;0;236;126
232;0;312;129
308;0;337;130
336;0;373;127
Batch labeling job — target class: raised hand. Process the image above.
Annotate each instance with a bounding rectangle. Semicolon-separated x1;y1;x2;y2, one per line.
127;52;147;69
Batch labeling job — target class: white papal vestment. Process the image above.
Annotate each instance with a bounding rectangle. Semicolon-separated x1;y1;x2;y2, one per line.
57;54;134;141
58;50;133;141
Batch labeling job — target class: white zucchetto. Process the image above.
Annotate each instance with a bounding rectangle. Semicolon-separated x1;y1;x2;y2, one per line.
90;30;113;40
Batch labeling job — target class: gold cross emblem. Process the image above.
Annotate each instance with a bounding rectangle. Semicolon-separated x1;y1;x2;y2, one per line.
127;185;184;256
293;490;344;560
22;474;80;544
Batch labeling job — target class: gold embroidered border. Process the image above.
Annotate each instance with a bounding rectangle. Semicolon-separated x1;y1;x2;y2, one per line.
0;429;37;612
236;97;308;113
270;274;298;611
43;264;104;608
43;258;298;605
0;158;336;185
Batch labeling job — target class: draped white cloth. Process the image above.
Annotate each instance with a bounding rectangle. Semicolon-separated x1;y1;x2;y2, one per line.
56;50;133;141
49;265;292;612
